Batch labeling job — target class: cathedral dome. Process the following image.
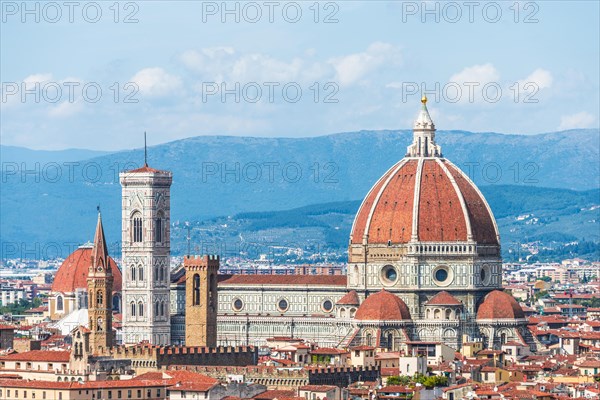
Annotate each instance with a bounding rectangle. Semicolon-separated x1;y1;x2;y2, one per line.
476;290;525;320
354;290;411;321
51;245;122;293
350;99;499;246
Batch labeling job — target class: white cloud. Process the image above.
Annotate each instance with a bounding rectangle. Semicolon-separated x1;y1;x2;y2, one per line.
130;67;182;97
450;63;500;85
23;73;53;85
519;68;553;90
48;100;84;118
328;42;402;87
181;47;327;84
558;112;597;130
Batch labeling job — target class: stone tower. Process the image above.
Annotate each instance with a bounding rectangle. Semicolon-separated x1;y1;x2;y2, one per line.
184;255;219;347
120;163;172;345
87;211;113;353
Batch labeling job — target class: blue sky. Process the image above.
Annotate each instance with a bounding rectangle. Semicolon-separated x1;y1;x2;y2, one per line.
1;1;599;150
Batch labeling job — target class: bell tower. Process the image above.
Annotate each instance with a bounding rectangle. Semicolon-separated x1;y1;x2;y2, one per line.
120;157;173;345
184;255;219;347
87;210;113;354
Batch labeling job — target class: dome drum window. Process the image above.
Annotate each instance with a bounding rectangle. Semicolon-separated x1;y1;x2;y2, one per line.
380;265;398;285
432;265;453;287
480;264;491;286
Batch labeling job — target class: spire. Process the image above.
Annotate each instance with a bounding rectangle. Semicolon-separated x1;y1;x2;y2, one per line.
144;131;148;167
91;207;110;274
406;96;442;157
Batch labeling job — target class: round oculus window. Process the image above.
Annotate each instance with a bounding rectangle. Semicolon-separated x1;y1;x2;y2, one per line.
435;268;448;282
432;266;453;287
233;298;243;312
381;265;398;284
278;299;289;312
322;300;333;312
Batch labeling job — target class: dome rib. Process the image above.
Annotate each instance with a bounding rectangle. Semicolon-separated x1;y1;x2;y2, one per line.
436;159;473;241
350;160;403;244
410;158;425;241
445;161;500;245
363;159;410;243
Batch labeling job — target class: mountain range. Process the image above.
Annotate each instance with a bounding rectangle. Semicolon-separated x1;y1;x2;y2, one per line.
1;128;598;260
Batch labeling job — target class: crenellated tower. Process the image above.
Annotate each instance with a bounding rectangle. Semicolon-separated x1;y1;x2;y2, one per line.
184;255;219;347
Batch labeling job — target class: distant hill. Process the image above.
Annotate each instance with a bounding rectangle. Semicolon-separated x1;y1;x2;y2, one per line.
1;129;598;259
0;145;110;164
170;185;600;262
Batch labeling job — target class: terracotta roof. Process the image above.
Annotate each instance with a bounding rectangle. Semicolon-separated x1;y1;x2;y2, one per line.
336;290;360;305
378;385;414;394
354;290;411;321
254;390;296;399
299;385;338;392
350;158;498;245
126;164;163;174
0;325;15;330
51;247;122;293
476;290;525;320
350;345;375;351
0;350;71;362
219;274;346;286
310;347;348;355
426;291;462;305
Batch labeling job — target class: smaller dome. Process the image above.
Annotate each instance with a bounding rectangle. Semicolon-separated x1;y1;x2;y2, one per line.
52;245;122;294
337;290;360;305
426;291;462;306
477;290;525;320
355;290;411;321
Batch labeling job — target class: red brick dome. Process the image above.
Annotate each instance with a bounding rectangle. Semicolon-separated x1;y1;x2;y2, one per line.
51;245;122;293
350;158;499;246
426;291;462;306
476;290;525;320
355;290;411;321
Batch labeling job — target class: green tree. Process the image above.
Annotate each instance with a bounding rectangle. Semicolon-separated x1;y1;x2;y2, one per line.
386;376;411;386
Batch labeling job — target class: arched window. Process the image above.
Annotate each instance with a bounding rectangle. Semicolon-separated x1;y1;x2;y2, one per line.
161;302;165;316
434;309;441;319
113;295;121;313
97;291;103;305
155;214;163;243
160;266;164;282
138;266;144;281
445;309;452;320
56;295;64;311
500;332;507;345
131;266;136;281
387;332;394;350
155;302;160;317
130;302;136;317
138;302;144;317
97;317;103;331
132;212;143;243
193;274;201;306
366;333;373;346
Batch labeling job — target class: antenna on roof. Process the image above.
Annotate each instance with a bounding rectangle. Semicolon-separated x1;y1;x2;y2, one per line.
144;131;148;166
